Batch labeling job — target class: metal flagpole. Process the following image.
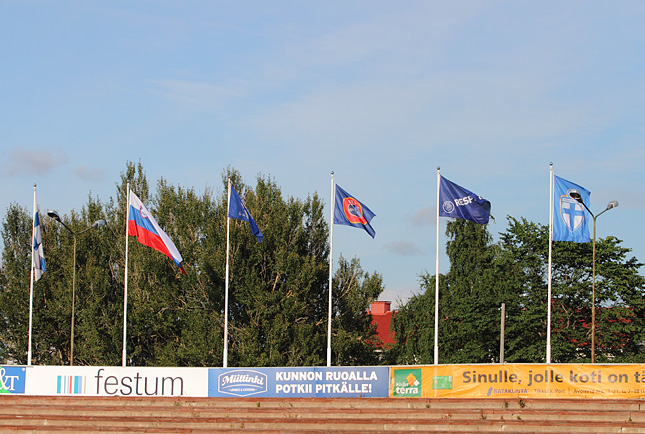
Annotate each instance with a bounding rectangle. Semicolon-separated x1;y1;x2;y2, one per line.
327;172;335;367
547;163;554;364
122;183;130;367
28;184;37;366
434;167;440;365
224;178;231;367
500;303;506;363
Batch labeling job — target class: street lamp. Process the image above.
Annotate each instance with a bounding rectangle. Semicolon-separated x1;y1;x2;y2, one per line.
567;192;619;363
47;210;105;366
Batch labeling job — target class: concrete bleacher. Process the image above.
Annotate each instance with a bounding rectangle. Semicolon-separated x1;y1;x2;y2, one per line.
1;395;645;433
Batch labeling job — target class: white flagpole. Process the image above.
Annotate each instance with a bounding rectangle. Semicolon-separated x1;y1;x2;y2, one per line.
327;172;335;367
28;184;37;366
224;178;231;367
122;183;130;367
434;167;440;365
547;163;554;364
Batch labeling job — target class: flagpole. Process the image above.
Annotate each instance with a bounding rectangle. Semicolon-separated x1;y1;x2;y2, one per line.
547;163;554;364
434;167;440;365
122;183;130;367
224;178;231;368
28;184;37;366
327;172;335;367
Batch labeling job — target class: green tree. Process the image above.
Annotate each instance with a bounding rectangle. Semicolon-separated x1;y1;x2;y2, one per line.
118;162;226;366
495;217;551;363
331;255;383;366
389;219;501;364
0;197;112;365
385;273;442;365
220;170;385;367
0;162;385;367
223;172;329;366
0;204;33;363
499;217;645;363
391;216;645;365
440;219;501;363
54;197;116;366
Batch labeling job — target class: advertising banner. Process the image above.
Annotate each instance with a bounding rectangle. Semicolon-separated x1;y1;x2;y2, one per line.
0;366;27;394
25;366;208;397
209;366;389;398
391;364;645;399
13;363;645;399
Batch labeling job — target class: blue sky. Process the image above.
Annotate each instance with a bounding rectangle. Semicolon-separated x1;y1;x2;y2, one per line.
2;1;644;307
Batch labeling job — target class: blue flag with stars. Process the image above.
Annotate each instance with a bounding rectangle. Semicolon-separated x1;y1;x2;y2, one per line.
228;184;263;243
553;175;590;243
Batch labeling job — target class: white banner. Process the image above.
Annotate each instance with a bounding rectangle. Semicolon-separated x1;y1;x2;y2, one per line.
25;366;208;397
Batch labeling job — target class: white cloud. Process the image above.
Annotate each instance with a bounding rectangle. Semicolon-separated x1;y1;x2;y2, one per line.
5;148;69;176
74;165;106;182
411;206;437;227
384;241;421;257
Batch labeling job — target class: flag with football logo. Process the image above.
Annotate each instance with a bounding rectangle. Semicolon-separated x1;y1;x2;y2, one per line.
553;175;590;243
333;184;376;238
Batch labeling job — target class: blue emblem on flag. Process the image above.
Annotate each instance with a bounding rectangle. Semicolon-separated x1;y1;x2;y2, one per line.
559;189;586;232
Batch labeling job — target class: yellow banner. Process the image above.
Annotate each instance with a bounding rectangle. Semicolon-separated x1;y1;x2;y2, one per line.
390;364;645;399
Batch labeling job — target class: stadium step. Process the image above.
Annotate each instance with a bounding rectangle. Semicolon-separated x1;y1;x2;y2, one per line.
1;395;644;433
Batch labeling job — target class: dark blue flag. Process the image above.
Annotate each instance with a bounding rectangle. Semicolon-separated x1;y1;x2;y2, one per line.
228;185;263;243
439;176;491;224
334;184;376;238
553;175;590;243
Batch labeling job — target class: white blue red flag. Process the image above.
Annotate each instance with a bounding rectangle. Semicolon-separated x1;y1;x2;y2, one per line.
128;191;186;274
333;184;376;238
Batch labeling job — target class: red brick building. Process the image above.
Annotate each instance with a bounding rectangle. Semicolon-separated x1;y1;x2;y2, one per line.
369;301;396;349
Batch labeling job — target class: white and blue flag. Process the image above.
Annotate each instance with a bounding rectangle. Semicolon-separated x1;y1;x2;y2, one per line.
553;175;590;243
32;202;46;281
439;176;491;225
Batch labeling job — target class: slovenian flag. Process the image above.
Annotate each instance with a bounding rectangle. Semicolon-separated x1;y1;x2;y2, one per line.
128;191;185;274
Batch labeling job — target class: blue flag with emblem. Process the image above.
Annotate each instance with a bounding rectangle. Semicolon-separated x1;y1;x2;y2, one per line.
334;184;376;238
228;184;263;243
553;175;590;243
439;176;491;224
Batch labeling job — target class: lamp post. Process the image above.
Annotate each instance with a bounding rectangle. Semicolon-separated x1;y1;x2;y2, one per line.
566;194;618;363
47;210;105;366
